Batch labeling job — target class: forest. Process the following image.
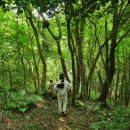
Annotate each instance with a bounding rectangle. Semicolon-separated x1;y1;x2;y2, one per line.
0;0;130;130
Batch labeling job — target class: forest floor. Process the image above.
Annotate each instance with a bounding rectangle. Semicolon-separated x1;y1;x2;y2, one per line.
0;98;109;130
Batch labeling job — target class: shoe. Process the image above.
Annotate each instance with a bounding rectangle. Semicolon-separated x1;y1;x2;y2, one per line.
59;112;63;116
62;112;67;117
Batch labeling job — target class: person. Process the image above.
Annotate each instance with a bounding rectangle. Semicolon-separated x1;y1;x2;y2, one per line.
48;80;54;93
54;73;71;117
48;80;54;99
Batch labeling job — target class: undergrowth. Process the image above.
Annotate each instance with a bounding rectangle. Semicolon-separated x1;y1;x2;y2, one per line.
91;105;130;130
0;89;43;113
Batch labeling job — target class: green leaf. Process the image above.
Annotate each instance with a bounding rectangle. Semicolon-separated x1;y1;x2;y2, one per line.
19;107;28;113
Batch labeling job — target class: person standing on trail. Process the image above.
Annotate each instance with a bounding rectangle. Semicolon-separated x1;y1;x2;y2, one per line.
48;80;55;99
54;73;71;117
48;80;54;93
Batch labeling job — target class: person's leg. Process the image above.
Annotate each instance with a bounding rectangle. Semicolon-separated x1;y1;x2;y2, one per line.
63;96;68;114
57;96;63;113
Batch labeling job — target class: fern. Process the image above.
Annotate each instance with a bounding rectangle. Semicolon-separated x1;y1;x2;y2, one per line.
91;106;130;130
5;90;43;113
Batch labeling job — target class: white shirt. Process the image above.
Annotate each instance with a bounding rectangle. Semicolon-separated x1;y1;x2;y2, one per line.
54;80;71;97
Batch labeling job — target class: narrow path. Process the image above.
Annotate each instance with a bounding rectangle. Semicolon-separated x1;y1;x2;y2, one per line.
0;100;98;130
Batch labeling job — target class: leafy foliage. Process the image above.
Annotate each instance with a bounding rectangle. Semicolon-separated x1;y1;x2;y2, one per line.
0;0;130;115
91;106;130;130
4;90;43;113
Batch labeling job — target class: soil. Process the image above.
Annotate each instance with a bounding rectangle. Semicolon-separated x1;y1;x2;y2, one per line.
0;99;100;130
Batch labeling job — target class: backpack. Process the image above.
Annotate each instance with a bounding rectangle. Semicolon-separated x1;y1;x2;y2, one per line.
57;79;64;89
57;82;64;89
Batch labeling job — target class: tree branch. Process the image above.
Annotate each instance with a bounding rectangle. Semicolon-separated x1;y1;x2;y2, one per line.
40;13;62;41
88;18;106;69
116;29;130;46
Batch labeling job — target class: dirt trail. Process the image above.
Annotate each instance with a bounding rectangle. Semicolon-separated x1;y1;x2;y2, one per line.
0;100;98;130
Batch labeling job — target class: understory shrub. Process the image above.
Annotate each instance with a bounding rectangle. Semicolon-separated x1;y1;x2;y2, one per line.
91;106;130;130
3;90;43;113
42;90;57;99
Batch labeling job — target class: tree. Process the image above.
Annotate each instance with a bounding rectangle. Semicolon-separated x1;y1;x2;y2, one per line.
98;0;130;106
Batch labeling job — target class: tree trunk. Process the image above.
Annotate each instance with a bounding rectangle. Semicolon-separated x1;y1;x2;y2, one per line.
45;18;70;82
69;27;80;96
56;40;70;82
76;57;81;95
30;38;40;88
97;70;103;87
40;65;47;92
75;19;88;102
25;11;47;92
98;1;129;105
125;53;130;106
124;53;130;106
120;54;126;105
98;37;116;105
20;56;27;90
115;53;120;100
66;17;76;105
98;4;119;105
28;60;38;92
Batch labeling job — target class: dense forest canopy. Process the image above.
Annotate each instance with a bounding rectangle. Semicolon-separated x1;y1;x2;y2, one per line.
0;0;130;129
0;0;130;108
